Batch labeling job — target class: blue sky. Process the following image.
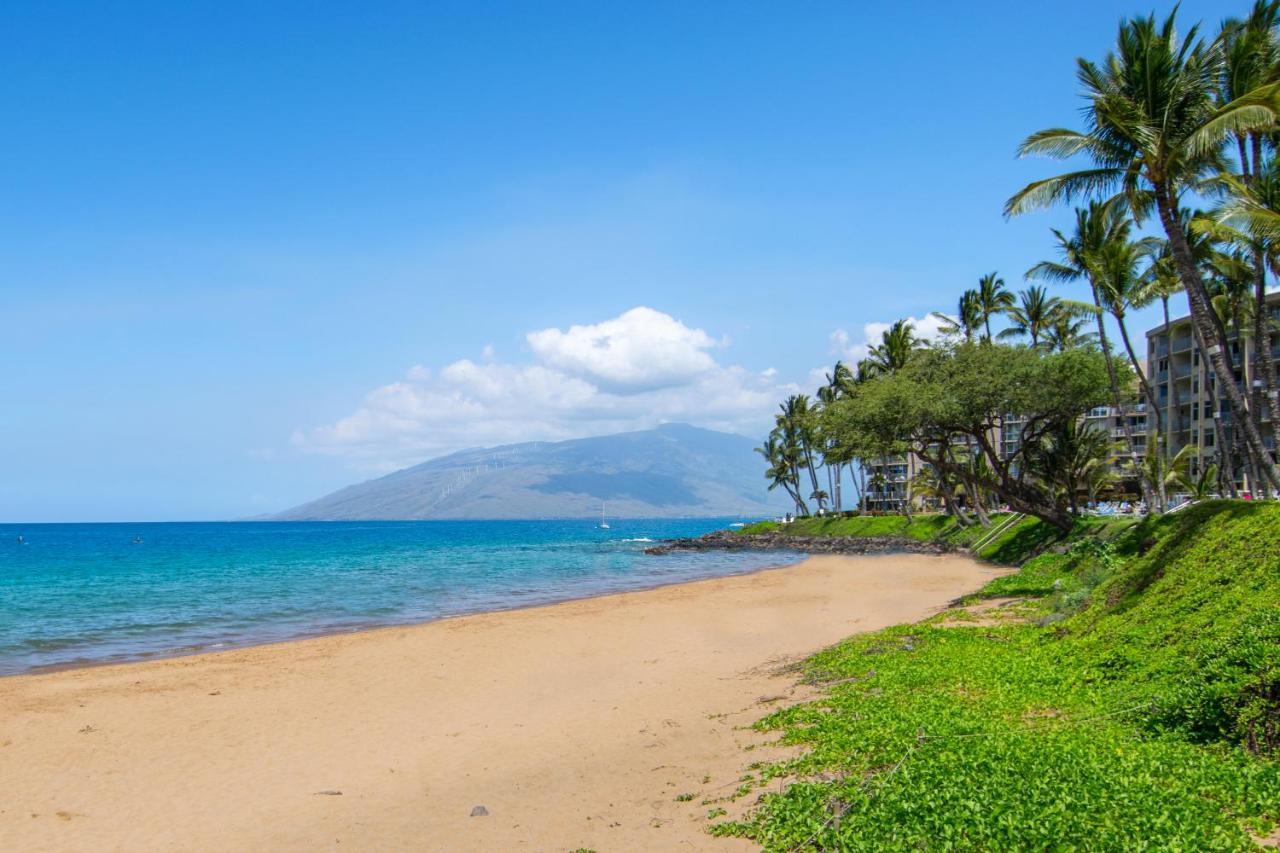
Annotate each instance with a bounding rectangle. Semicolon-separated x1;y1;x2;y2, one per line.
0;0;1240;521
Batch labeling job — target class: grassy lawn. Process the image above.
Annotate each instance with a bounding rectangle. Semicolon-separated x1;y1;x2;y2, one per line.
715;502;1280;849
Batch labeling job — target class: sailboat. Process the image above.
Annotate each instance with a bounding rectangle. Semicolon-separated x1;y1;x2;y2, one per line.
599;502;610;529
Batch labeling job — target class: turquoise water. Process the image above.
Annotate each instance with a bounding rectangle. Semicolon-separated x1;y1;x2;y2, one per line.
0;519;797;675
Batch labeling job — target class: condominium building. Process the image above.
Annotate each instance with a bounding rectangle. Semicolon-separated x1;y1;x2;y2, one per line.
1146;293;1280;490
861;455;915;511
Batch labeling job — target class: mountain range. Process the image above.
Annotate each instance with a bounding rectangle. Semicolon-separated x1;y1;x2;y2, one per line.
272;423;788;520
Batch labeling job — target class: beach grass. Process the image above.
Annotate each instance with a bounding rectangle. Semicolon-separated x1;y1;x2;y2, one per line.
717;501;1280;849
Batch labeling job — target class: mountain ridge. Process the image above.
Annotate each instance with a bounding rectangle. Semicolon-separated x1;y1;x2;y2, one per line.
272;423;788;520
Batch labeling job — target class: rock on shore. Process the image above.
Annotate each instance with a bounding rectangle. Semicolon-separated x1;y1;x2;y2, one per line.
644;529;953;556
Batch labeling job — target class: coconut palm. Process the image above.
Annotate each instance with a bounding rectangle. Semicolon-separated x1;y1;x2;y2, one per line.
858;320;924;515
1207;161;1280;432
777;395;826;514
1090;234;1168;506
816;362;858;512
1219;2;1280;183
975;272;1014;341
861;319;920;377
1041;312;1097;352
1135;241;1187;460
1025;200;1156;508
1207;249;1257;334
1005;8;1280;491
931;290;984;342
756;433;806;517
997;285;1092;348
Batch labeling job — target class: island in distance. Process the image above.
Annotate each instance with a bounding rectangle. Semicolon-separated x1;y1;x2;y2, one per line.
272;423;792;520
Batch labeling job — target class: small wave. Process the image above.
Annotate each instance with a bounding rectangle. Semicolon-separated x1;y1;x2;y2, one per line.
620;537;654;543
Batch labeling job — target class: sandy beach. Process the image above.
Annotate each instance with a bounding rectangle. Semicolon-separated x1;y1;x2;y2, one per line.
0;552;1003;852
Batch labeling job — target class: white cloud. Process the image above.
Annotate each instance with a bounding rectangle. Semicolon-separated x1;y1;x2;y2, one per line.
828;313;950;365
295;307;793;470
525;306;719;390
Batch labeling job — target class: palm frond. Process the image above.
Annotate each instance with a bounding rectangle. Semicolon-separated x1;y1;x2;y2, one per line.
1005;169;1126;217
1186;81;1280;157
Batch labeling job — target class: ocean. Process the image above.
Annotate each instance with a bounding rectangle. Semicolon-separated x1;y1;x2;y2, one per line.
0;518;799;676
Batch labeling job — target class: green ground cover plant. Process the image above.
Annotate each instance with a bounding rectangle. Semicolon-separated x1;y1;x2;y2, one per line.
717;501;1280;849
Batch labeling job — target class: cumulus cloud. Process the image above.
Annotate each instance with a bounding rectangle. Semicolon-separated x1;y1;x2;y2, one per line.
526;306;719;390
295;307;793;470
828;313;950;365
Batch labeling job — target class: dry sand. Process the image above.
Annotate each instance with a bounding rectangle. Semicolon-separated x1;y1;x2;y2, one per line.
0;553;1004;852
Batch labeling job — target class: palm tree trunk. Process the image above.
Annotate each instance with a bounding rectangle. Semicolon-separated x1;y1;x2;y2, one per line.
779;482;801;516
1156;191;1280;492
1090;282;1155;508
1113;314;1165;508
1163;296;1181;459
1193;324;1238;497
788;465;810;516
1245;133;1276;497
937;472;970;525
1252;256;1279;487
803;458;824;512
803;450;824;512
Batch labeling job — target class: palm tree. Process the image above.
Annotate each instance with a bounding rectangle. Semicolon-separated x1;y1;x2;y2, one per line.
931;290;984;342
859;320;922;514
1138;214;1230;479
975;272;1014;341
861;319;920;377
1208;162;1280;434
1026;200;1156;508
1176;449;1220;501
756;433;804;517
998;285;1068;347
816;363;856;512
757;429;809;517
910;465;971;524
1219;2;1280;438
957;448;994;527
1205;250;1267;495
1041;312;1097;352
1025;419;1118;515
778;395;825;514
1005;9;1280;491
1090;234;1168;506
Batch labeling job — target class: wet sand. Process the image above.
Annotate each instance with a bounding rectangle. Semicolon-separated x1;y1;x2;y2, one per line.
0;552;1004;852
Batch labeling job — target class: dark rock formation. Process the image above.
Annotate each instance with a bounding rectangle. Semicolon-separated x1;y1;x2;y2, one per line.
644;529;953;556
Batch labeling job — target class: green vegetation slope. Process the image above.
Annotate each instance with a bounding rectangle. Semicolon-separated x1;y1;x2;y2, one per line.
718;502;1280;849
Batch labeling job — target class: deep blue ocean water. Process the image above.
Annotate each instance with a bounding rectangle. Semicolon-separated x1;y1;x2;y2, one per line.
0;518;798;675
